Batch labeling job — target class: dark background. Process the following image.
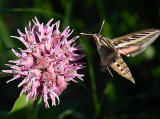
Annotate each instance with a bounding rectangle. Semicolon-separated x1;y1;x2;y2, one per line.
0;0;160;119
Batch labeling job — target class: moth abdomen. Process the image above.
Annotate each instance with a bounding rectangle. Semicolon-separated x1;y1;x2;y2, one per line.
110;55;135;83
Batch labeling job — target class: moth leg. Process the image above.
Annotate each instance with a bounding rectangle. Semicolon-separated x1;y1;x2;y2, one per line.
99;66;113;77
107;66;113;77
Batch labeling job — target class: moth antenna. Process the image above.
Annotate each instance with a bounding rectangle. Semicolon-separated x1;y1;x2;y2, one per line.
99;20;105;34
80;33;93;36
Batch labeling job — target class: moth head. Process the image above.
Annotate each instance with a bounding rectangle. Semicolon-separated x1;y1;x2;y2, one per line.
80;33;101;43
80;20;105;42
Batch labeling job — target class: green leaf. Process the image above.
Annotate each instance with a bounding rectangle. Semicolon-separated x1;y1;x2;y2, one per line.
0;8;62;18
3;94;42;119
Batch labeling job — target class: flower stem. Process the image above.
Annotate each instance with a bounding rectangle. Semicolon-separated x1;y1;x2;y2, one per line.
80;38;101;117
88;58;100;117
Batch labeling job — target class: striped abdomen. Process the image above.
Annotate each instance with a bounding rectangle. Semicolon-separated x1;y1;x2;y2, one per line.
109;54;135;83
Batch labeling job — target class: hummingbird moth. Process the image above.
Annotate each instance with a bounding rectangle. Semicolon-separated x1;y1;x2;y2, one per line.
81;21;160;84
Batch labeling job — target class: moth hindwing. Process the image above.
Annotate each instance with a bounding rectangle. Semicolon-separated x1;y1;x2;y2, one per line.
81;21;160;84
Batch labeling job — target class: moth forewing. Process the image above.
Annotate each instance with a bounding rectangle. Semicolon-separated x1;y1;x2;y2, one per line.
98;46;117;66
113;29;160;56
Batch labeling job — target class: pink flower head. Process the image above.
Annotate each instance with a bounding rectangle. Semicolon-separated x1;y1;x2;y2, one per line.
2;17;85;108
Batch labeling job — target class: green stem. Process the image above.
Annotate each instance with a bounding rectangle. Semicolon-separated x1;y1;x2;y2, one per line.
80;38;101;117
62;0;73;29
88;58;100;116
29;96;42;119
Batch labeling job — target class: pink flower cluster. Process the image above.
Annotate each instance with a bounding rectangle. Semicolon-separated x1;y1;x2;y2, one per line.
2;17;85;108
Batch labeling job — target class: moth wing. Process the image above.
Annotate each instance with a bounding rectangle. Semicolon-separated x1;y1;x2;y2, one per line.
112;29;160;57
97;45;117;66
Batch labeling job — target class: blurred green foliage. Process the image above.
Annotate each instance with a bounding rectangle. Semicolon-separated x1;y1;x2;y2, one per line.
0;0;160;119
